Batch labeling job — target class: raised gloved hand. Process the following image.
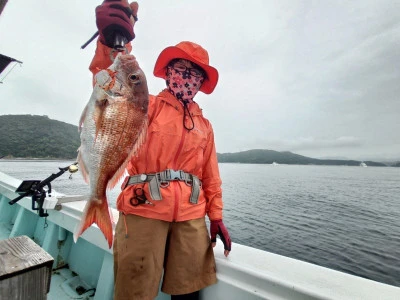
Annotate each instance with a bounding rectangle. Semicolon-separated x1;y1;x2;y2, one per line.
96;0;139;48
210;219;231;257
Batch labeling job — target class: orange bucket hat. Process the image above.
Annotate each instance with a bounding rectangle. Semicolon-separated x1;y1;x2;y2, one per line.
153;41;219;94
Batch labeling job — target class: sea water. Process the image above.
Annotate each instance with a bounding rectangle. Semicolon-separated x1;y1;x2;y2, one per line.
0;160;399;287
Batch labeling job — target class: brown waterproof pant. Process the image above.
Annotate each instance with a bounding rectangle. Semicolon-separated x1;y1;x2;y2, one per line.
113;214;217;300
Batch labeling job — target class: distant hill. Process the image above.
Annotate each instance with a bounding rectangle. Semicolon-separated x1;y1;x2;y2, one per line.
217;149;388;167
0;114;80;159
0;114;394;166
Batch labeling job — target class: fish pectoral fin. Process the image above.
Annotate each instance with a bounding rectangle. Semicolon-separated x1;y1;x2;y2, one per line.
73;198;113;248
77;152;89;183
96;98;109;107
92;103;107;142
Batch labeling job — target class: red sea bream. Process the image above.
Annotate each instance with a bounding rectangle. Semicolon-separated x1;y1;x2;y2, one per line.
75;54;148;248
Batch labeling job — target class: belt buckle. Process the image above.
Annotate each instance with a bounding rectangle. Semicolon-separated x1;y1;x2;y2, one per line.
169;169;182;180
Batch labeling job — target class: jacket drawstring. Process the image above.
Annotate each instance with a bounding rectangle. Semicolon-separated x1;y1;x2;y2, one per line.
182;100;194;131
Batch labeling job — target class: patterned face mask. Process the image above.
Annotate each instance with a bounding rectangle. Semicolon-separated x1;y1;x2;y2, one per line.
166;59;205;101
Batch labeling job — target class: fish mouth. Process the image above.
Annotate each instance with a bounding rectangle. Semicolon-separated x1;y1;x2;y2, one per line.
98;75;126;98
101;77;141;98
102;88;123;98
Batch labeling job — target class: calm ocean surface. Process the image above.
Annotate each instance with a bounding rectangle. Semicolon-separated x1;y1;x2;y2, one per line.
1;160;399;287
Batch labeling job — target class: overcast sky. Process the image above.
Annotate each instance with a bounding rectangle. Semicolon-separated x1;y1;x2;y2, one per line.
1;0;399;161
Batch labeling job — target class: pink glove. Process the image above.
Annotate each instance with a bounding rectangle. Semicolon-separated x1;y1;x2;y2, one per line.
210;219;231;257
96;0;139;47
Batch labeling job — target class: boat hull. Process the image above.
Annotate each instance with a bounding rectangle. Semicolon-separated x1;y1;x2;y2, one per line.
1;171;399;299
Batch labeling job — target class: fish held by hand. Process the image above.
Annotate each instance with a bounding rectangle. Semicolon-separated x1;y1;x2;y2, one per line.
75;54;149;248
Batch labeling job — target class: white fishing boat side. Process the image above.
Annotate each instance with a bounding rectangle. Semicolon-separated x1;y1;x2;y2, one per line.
1;171;399;300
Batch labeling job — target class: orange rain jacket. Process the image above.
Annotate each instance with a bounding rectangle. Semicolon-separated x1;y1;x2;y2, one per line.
89;41;223;222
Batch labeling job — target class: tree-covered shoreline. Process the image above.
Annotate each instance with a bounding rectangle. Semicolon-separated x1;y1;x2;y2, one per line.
0;114;80;159
1;115;398;166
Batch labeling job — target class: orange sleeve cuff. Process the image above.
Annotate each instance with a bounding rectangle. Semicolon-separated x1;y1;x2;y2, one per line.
207;196;223;221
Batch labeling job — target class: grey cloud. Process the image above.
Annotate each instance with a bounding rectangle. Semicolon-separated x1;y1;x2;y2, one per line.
1;0;399;161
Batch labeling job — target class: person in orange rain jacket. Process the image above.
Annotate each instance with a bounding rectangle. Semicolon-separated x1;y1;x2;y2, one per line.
90;1;231;299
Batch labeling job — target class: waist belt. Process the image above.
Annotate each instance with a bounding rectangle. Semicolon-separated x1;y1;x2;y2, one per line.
124;169;201;204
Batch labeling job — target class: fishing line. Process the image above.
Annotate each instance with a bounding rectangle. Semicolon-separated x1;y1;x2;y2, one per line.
0;62;20;83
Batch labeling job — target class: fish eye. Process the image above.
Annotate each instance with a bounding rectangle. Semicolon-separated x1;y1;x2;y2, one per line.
129;74;139;81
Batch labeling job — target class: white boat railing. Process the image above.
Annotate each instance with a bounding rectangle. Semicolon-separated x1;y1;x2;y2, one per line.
1;171;399;300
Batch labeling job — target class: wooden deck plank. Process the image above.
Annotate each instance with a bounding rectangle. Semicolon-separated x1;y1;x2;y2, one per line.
0;235;54;299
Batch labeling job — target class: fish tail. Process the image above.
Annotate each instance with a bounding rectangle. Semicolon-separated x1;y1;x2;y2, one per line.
74;197;113;248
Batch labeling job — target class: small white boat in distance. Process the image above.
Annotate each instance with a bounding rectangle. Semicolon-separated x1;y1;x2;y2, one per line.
272;162;279;165
360;162;368;167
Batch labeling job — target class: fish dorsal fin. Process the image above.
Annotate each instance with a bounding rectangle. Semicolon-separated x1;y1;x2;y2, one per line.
107;118;148;189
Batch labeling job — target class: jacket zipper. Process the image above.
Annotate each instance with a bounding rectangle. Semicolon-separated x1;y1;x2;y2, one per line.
172;116;188;221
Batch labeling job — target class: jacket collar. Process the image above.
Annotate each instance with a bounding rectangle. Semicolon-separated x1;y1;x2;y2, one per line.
157;89;203;116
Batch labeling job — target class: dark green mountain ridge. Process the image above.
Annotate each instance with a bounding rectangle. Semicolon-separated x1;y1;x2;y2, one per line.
0;114;80;159
0;114;396;166
217;149;387;166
